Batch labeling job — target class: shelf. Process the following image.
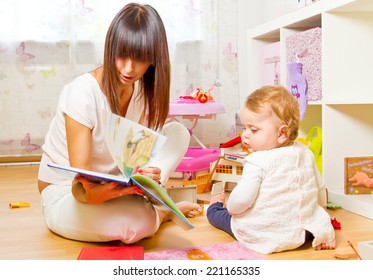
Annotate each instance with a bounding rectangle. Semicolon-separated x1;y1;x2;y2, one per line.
330;0;373;12
329;191;373;220
323;101;373;105
243;0;373;220
246;0;369;39
307;101;322;106
307;100;373;105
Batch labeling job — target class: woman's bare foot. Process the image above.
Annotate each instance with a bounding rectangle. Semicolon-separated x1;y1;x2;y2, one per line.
315;239;336;250
209;193;225;205
176;201;203;218
155;201;203;223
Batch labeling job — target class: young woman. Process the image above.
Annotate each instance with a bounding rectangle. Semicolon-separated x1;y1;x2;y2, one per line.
207;85;335;254
38;3;202;243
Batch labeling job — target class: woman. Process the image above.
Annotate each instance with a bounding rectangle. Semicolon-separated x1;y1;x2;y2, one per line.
38;3;202;243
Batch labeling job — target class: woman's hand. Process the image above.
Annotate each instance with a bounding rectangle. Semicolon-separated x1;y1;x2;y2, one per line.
136;166;161;182
72;175;144;204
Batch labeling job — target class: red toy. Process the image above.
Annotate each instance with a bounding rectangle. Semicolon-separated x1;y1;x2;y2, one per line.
219;136;242;148
331;217;341;230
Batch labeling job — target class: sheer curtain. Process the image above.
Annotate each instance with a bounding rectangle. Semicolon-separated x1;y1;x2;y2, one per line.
0;0;238;159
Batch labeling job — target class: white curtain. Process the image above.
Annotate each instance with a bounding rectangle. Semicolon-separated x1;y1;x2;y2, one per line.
0;0;238;158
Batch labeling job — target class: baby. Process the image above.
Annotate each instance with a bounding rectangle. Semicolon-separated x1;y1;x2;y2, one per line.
207;85;336;254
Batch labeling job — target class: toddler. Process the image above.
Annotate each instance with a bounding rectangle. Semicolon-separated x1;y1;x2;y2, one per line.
207;85;335;254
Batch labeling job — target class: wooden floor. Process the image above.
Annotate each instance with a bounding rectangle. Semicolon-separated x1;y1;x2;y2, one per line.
1;164;372;260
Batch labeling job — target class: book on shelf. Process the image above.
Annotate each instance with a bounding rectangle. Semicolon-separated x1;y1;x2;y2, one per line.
77;246;144;260
344;156;373;195
48;110;194;230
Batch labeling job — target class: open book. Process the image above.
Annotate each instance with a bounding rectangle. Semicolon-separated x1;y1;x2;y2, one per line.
48;110;194;230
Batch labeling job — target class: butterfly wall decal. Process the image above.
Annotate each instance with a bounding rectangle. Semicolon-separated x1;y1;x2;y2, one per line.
223;42;237;60
21;133;41;153
76;0;93;16
16;42;35;62
185;0;202;16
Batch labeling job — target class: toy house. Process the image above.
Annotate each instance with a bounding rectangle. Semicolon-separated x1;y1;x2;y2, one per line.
182;143;247;194
208;154;244;192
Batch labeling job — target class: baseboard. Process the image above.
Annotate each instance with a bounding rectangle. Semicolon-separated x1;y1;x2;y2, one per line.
0;155;41;164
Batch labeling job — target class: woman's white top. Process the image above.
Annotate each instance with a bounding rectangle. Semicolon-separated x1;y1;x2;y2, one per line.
38;73;143;185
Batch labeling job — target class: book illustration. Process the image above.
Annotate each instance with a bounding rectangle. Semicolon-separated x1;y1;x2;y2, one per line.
48;163;194;230
103;110;167;178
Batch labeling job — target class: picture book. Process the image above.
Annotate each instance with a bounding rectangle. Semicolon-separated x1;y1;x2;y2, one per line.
344;156;373;195
77;246;144;260
48;110;194;230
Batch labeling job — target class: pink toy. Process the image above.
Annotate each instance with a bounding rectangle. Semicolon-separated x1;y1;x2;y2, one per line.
169;83;225;149
170;81;225;116
169;99;225;116
168;82;225;179
175;147;220;180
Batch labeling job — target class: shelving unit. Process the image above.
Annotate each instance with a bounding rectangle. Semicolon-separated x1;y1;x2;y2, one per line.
242;0;373;219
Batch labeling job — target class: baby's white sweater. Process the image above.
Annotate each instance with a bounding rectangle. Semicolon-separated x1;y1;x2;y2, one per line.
229;142;335;254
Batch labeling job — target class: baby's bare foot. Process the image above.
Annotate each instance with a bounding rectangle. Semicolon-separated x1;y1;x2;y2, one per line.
315;239;336;250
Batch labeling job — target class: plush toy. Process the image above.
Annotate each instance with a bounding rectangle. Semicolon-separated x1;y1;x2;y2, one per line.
191;88;211;103
190;80;221;103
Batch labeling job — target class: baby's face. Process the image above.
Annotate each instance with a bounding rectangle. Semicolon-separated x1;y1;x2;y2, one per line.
239;107;282;152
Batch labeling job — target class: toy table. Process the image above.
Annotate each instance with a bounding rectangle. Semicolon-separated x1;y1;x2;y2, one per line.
169;98;225;148
169;98;225;178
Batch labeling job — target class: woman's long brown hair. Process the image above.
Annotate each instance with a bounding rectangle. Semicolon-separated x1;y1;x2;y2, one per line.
101;3;170;130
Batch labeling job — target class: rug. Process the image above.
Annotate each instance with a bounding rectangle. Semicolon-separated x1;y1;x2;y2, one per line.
144;241;266;260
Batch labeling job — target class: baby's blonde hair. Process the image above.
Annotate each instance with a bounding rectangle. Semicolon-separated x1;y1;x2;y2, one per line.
244;85;300;145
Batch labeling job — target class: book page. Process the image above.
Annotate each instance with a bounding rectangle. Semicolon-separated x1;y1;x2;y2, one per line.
47;163;131;185
103;110;167;178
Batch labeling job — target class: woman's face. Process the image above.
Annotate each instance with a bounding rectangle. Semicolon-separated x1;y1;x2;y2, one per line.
115;57;151;86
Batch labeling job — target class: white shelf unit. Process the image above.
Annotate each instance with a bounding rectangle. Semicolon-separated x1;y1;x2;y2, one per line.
243;0;373;219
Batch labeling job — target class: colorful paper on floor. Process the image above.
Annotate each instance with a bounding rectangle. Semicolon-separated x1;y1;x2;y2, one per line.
144;241;266;260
